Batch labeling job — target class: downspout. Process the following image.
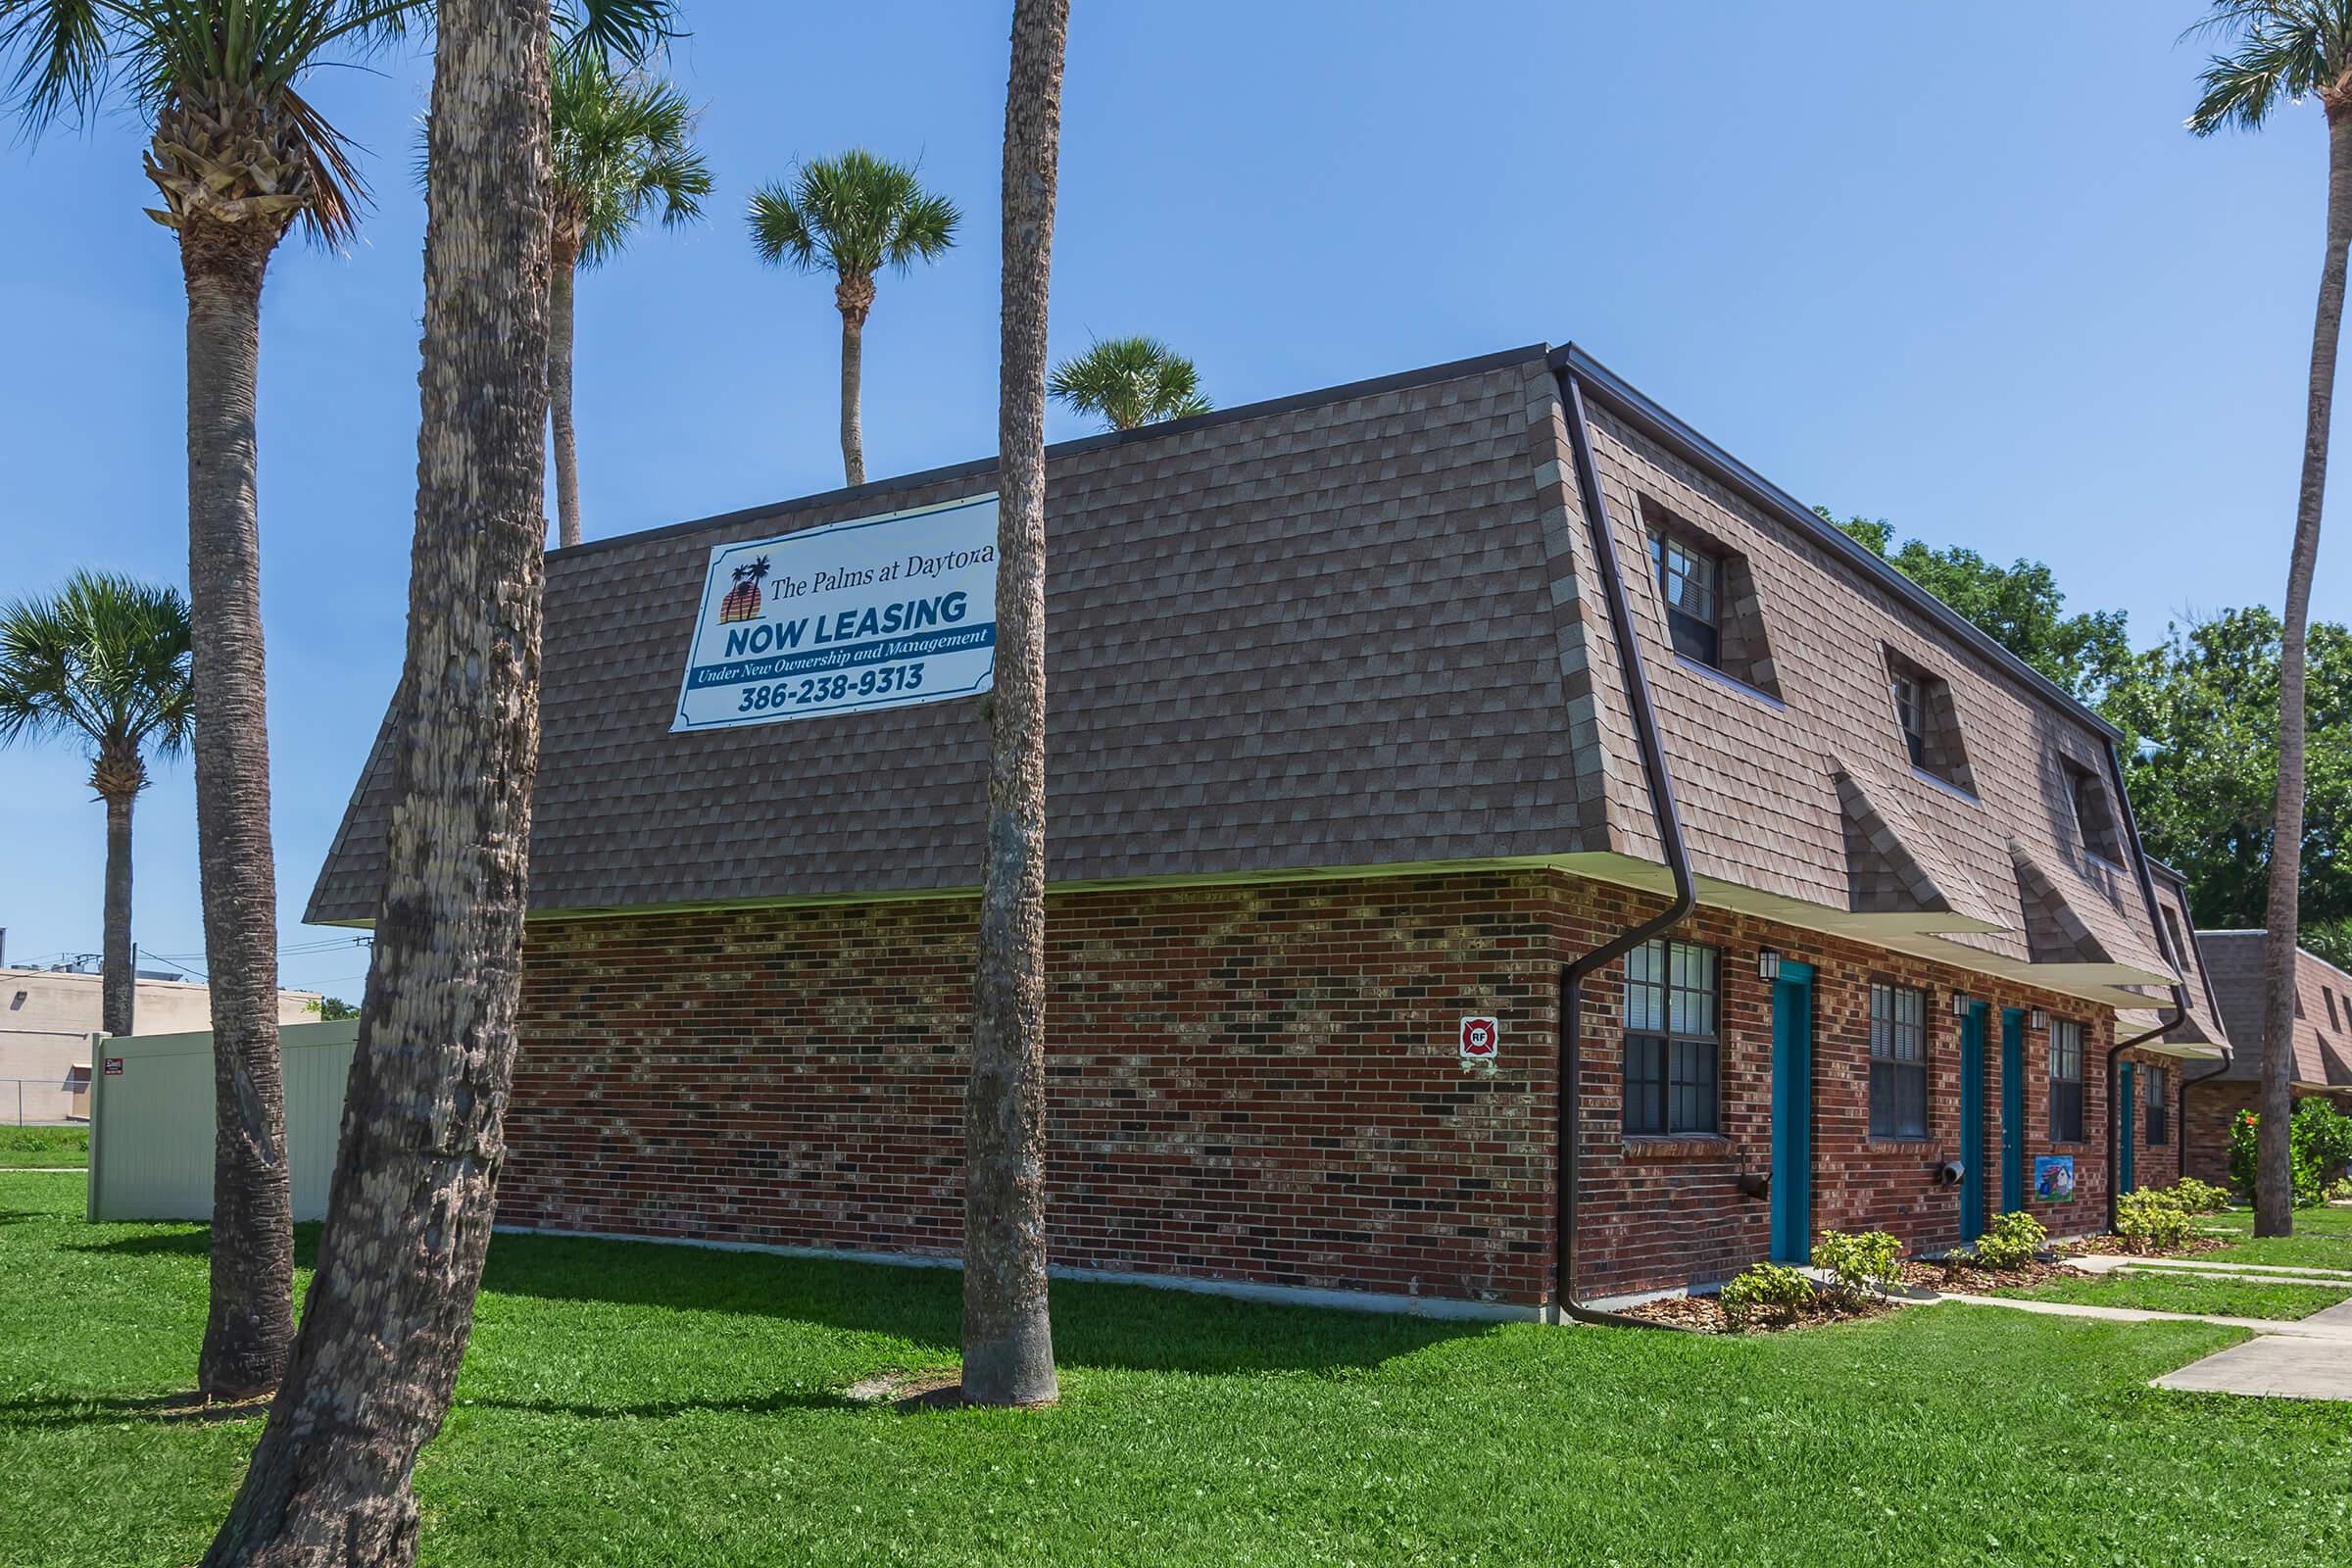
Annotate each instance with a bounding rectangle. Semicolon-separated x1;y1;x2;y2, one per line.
2103;737;2187;1232
1551;361;1698;1327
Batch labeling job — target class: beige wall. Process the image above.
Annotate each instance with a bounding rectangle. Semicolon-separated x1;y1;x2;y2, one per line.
0;969;319;1122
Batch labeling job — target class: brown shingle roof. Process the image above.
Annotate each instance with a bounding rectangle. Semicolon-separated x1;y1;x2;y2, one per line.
308;342;2184;1012
2196;931;2352;1089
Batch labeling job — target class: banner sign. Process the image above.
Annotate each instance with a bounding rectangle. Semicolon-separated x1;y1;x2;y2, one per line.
673;494;999;732
2034;1154;2076;1203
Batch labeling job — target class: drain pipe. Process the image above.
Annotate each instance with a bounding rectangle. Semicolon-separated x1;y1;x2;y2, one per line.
2103;737;2187;1233
1552;362;1698;1328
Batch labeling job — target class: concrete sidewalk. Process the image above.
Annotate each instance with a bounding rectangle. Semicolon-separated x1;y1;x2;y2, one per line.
1923;1282;2352;1401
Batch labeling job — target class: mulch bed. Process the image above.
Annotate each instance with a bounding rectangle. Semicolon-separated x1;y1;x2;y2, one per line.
1900;1256;2068;1294
2065;1233;2228;1258
1619;1289;1894;1334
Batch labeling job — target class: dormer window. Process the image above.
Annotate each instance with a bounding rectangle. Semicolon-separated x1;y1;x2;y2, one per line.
1649;530;1721;666
1884;649;1973;792
2063;758;2123;863
1641;501;1781;699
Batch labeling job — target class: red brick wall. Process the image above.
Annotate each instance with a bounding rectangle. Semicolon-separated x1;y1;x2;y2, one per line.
2120;1049;2182;1193
501;867;2127;1306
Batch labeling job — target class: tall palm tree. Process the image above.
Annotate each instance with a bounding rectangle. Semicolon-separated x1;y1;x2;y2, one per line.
1050;335;1211;431
964;0;1068;1411
0;572;193;1040
204;0;556;1558
2188;0;2350;1237
547;52;709;547
748;150;960;488
0;0;423;1402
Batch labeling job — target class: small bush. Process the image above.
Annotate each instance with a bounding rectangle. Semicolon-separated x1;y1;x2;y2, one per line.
2230;1101;2352;1207
1719;1262;1816;1325
2115;1189;2196;1251
2161;1177;2230;1215
2328;1177;2352;1204
1812;1229;1903;1298
1971;1209;2047;1271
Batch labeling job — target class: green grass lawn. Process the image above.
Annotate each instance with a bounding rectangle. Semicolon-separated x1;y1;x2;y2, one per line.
5;1171;2351;1567
1994;1267;2352;1321
0;1124;86;1168
2203;1202;2352;1274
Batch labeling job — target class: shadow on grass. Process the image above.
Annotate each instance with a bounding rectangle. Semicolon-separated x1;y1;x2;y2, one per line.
474;1230;1496;1377
72;1224;321;1267
0;1390;270;1431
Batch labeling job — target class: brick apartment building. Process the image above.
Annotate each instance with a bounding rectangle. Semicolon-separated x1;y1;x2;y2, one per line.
309;343;2220;1315
2180;930;2352;1187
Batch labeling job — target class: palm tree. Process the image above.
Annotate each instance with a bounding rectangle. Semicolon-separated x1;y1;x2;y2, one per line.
548;52;710;547
1050;335;1211;431
204;0;558;1558
748;151;960;488
963;0;1068;1410
2187;0;2351;1238
0;0;425;1402
0;572;193;1040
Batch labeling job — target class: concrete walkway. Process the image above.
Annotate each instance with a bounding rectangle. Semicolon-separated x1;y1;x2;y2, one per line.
1923;1268;2352;1401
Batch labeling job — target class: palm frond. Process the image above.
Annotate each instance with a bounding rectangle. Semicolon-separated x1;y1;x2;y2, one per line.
746;148;959;282
2182;0;2352;133
1049;335;1212;432
0;568;192;766
0;0;112;131
555;0;679;69
551;51;707;268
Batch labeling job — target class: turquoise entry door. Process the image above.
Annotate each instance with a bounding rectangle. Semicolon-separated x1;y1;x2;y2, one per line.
2000;1009;2026;1214
2119;1061;2136;1196
1770;961;1816;1264
1960;1003;1988;1243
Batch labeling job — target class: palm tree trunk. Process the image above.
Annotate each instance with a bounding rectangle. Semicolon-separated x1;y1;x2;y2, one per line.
549;247;582;548
99;783;135;1039
838;293;868;488
962;0;1069;1411
182;226;295;1401
199;1;554;1559
2256;106;2351;1238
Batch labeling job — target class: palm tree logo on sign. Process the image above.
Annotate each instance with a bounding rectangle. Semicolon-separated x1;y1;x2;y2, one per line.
718;557;771;624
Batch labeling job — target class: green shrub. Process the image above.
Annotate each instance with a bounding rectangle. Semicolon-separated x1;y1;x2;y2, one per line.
2115;1189;2196;1251
1718;1262;1816;1325
1971;1209;2047;1271
2328;1177;2352;1204
1812;1229;1904;1298
2161;1176;2231;1215
2230;1101;2352;1207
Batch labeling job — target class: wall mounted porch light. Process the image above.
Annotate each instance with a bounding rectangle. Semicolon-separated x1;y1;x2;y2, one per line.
1757;949;1783;982
2029;1007;2048;1032
1950;990;1974;1017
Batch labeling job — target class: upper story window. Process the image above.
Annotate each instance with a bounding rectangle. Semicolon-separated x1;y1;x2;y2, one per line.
1649;530;1722;666
1884;650;1973;792
2162;906;2190;974
2143;1063;2169;1146
2049;1018;2084;1144
1623;939;1720;1137
2062;759;2124;864
1641;500;1782;700
2328;988;2341;1031
1869;983;1930;1139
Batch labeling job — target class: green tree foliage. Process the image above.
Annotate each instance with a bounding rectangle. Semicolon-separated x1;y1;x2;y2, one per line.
1049;335;1211;431
1821;510;2132;701
2103;608;2351;929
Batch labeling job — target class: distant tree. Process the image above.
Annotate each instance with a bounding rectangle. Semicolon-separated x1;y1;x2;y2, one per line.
1822;510;2132;701
964;0;1068;1410
2306;918;2352;973
1049;335;1211;431
0;572;193;1039
546;54;710;547
749;151;960;488
306;996;361;1021
2186;0;2350;1236
2104;609;2352;931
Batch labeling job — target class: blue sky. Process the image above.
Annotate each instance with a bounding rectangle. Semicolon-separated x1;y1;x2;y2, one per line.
2;1;2344;999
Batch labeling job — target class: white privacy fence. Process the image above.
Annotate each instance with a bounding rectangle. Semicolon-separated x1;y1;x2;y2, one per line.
86;1019;358;1223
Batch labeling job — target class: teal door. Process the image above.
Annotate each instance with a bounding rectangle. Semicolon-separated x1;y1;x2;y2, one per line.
1771;961;1816;1264
2119;1061;2136;1197
1960;1003;1988;1242
2000;1009;2025;1214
